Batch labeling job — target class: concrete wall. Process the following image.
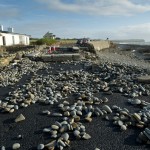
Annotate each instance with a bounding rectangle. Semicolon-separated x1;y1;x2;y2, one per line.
90;40;110;51
0;33;30;46
0;33;14;46
19;35;30;45
0;36;3;46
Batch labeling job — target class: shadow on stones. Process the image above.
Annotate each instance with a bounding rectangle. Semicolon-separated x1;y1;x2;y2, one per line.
106;121;121;133
124;133;141;146
124;129;143;146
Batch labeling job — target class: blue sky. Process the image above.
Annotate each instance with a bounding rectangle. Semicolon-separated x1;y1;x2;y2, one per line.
1;0;150;41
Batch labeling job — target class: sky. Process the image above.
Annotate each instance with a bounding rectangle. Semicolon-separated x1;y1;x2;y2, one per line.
1;0;150;41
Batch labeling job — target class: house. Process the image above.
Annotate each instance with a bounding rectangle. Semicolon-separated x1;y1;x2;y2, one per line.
0;25;30;46
43;32;56;39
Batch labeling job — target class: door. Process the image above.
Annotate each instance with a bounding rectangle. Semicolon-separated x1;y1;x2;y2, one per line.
2;36;6;46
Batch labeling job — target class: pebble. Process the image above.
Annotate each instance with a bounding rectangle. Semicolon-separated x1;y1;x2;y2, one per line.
73;130;80;138
45;140;56;149
9;109;15;113
105;115;109;120
43;128;51;133
52;113;63;117
118;120;124;126
17;135;23;139
120;124;127;131
58;140;66;147
42;110;51;115
103;97;108;103
12;143;20;149
37;144;44;150
102;105;112;113
15;114;25;122
1;146;5;150
64;111;70;116
130;99;141;105
61;133;69;141
86;112;92;118
51;125;59;130
133;113;141;122
82;133;91;140
85;117;92;122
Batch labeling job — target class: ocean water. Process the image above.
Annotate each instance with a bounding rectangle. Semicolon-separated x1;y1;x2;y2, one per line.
117;42;150;45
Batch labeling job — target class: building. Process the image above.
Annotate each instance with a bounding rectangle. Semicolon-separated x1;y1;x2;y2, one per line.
43;32;56;39
0;25;30;46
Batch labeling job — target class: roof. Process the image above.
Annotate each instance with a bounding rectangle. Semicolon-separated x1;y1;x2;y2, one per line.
43;32;54;37
0;30;30;37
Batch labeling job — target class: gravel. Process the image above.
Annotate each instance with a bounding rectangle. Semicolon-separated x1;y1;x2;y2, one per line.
97;48;150;72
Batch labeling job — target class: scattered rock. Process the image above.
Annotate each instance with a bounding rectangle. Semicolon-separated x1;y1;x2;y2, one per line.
1;146;5;150
102;105;112;113
120;125;127;131
12;143;20;149
82;133;91;140
15;114;25;123
37;144;44;150
61;133;69;141
95;148;100;150
17;135;23;139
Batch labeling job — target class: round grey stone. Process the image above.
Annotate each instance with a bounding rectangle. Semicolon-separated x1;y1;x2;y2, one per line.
37;144;44;150
12;143;20;149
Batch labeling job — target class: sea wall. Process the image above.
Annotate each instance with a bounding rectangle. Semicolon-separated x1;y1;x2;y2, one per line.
90;40;111;51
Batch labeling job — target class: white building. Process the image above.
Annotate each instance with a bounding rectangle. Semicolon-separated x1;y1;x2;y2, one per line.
0;25;30;46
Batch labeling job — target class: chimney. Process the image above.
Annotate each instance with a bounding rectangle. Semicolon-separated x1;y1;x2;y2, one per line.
8;27;14;33
0;25;3;31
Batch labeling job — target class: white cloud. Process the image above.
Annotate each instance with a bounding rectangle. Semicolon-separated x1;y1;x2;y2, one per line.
35;0;150;16
90;23;150;41
0;4;19;19
118;23;150;41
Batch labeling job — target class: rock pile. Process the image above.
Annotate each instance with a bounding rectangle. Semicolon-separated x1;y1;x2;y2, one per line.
0;58;44;87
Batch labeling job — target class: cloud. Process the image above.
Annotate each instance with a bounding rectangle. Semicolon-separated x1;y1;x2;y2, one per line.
90;22;150;41
118;23;150;40
35;0;150;16
0;4;19;19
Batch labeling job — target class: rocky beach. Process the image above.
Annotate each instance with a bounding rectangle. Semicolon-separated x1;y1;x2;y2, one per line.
0;46;150;150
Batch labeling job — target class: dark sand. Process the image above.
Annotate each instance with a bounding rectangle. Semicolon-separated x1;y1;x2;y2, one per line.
0;62;150;150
